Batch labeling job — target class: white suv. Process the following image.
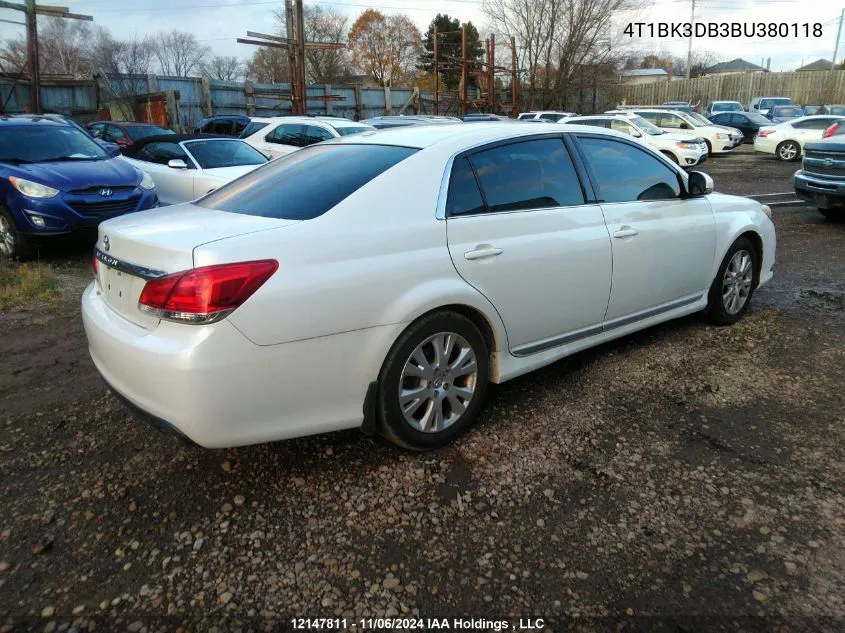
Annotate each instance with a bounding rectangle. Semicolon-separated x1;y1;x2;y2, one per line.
566;113;708;167
241;116;374;159
517;111;577;122
611;109;740;155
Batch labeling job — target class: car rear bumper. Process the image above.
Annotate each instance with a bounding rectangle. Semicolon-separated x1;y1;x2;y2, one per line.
794;170;845;208
82;282;405;448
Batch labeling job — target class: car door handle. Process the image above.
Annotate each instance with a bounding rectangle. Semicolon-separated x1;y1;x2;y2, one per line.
464;246;503;260
612;228;639;238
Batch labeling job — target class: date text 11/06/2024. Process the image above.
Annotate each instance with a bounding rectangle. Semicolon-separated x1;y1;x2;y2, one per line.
291;618;546;630
624;22;823;38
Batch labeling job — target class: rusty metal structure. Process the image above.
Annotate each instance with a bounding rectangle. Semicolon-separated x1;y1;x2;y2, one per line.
237;0;345;114
0;0;93;113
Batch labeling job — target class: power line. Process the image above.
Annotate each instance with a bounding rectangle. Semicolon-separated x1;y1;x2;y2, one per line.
81;0;482;13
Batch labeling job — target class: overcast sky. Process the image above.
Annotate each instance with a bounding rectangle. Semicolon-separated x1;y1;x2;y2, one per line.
0;0;841;73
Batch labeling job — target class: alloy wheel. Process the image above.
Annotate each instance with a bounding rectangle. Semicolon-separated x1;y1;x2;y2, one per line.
0;215;15;258
779;143;798;160
722;249;753;315
398;332;478;433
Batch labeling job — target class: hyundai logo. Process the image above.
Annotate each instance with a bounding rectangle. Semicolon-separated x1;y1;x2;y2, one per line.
103;235;110;252
99;188;113;197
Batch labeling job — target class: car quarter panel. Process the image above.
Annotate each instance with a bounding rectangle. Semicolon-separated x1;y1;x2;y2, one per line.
195;146;510;357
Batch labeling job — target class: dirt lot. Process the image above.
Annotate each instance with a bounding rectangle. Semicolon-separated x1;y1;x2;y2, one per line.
1;145;844;632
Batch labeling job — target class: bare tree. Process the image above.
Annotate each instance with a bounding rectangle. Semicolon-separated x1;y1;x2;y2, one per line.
205;55;243;81
151;30;210;77
245;46;290;83
271;3;351;84
38;17;93;78
0;37;26;74
89;27;156;119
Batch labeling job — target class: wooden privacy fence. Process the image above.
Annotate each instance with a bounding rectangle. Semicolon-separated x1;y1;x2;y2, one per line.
619;71;845;107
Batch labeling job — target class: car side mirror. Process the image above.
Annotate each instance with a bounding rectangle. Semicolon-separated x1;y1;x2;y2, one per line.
168;159;187;169
688;171;713;197
631;130;642;138
680;122;692;130
90;129;102;138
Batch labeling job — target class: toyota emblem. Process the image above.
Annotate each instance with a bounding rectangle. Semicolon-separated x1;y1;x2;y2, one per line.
99;188;113;197
103;235;110;252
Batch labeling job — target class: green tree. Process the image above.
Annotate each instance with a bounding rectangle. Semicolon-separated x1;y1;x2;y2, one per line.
418;13;483;90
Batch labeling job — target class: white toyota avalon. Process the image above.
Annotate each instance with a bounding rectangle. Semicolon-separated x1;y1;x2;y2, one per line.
82;122;776;450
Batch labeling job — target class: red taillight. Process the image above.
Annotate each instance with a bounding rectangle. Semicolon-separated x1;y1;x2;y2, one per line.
138;260;278;323
92;253;99;276
758;129;775;137
824;122;840;138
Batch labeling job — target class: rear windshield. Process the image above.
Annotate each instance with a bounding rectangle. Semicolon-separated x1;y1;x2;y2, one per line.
197;143;417;220
125;125;174;141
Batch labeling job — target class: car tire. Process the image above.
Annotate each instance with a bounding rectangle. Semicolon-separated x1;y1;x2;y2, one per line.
701;236;759;326
377;311;489;450
704;139;713;155
818;209;843;221
0;205;34;261
661;151;679;164
776;140;800;161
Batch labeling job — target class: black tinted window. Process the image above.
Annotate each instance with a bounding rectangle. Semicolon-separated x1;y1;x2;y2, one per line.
446;157;485;216
184;140;267;169
578;136;681;203
136;142;188;165
569;119;609;129
125;126;173;141
232;120;247;135
197;144;417;220
305;125;334;145
239;122;268;138
267;124;306;146
468;138;584;212
793;117;834;130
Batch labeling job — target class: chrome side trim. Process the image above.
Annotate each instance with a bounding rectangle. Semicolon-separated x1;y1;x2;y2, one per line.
94;247;168;280
511;294;703;357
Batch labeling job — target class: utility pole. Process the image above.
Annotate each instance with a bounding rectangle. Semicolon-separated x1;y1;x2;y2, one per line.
831;8;844;70
488;34;495;112
295;0;306;111
685;0;696;80
433;27;439;115
460;24;467;115
510;36;518;116
0;0;92;113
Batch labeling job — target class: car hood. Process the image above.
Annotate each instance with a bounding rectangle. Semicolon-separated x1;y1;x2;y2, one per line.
711;124;742;134
660;132;705;142
202;164;263;181
9;157;141;190
804;138;845;152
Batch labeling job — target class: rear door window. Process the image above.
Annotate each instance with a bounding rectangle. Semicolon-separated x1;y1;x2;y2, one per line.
445;157;485;216
466;138;585;213
577;136;681;203
266;124;306;146
304;125;334;145
197;144;417;220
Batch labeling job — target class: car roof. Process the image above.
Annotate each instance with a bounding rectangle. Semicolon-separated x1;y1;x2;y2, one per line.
123;133;233;156
0;115;67;126
327;121;631;152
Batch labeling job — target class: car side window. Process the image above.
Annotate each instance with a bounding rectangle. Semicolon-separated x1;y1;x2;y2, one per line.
304;125;334;145
570;119;610;129
266;124;306;146
636;111;659;123
446;157;486;216
610;120;636;136
577;136;681;203
465;137;584;213
794;118;834;130
659;114;683;129
231;120;247;136
102;124;125;142
136;142;189;165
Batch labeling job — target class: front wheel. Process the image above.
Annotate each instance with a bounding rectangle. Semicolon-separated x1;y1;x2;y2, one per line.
661;151;679;164
701;237;759;326
776;140;800;161
377;311;489;450
0;206;34;261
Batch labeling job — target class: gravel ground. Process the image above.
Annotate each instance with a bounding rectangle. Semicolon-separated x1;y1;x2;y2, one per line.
1;146;844;632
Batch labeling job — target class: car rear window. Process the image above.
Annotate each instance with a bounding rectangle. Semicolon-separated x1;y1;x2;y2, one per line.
125;126;174;141
196;143;417;220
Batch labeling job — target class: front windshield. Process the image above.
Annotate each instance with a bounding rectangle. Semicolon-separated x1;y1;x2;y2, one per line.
689;112;713;125
125;126;175;141
184;139;267;169
333;125;373;137
630;116;663;135
677;112;704;127
0;124;109;162
774;106;804;117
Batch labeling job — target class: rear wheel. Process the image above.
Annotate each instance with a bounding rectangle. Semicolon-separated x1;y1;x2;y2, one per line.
0;206;34;261
701;237;759;326
377;311;489;450
776;140;800;161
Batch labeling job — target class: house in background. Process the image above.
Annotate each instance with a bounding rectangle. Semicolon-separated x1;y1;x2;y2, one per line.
617;68;669;85
703;58;769;75
795;58;835;71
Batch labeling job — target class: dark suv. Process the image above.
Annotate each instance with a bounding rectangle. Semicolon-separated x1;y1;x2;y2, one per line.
794;126;845;220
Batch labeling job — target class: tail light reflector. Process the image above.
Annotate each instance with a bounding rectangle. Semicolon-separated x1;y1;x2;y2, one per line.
823;122;840;138
758;129;775;137
138;260;278;324
92;252;99;276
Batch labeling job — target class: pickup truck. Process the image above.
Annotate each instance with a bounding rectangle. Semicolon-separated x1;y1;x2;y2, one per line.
794;136;845;220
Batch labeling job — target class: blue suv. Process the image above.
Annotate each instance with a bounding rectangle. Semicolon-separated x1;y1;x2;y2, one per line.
0;115;159;259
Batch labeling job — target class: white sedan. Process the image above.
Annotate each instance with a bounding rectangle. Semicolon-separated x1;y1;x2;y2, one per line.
240;116;375;160
753;115;845;161
82;123;776;450
121;135;268;205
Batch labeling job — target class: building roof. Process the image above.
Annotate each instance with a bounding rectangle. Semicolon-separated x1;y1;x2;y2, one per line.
796;58;835;71
704;58;768;74
617;68;669;77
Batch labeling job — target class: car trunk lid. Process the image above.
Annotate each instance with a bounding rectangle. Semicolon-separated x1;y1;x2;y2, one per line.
94;204;298;328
